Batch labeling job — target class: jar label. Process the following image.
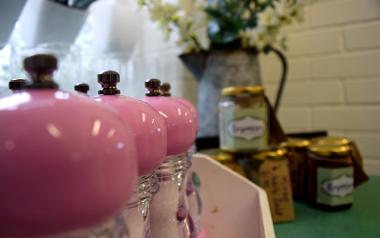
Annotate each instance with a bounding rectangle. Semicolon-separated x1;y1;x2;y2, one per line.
228;116;265;140
259;159;295;222
220;107;268;151
317;167;354;206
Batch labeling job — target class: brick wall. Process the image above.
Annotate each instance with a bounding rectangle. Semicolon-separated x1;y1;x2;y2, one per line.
133;0;380;175
261;0;380;175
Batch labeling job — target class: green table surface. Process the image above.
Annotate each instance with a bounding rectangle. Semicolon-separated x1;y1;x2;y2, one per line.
274;176;380;238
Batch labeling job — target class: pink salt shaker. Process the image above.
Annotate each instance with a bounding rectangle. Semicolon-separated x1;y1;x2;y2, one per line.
160;82;199;136
143;79;198;238
0;55;137;237
160;82;204;236
142;79;197;156
94;71;167;175
94;71;167;238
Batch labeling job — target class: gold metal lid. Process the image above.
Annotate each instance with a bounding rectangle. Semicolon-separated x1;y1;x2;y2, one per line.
308;144;351;157
213;152;234;163
281;138;310;149
312;136;351;146
252;148;287;160
221;86;265;96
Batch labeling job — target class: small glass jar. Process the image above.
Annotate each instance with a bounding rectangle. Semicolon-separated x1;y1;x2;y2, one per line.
281;138;310;200
213;152;246;177
312;136;350;146
219;86;268;153
312;136;363;166
248;148;295;223
307;145;354;211
247;148;288;184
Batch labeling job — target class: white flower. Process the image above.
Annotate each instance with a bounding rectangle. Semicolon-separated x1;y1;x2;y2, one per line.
275;0;297;18
141;0;305;52
241;9;251;20
274;0;304;23
241;27;266;50
249;2;256;10
258;6;280;28
148;3;177;22
293;3;305;22
193;10;210;50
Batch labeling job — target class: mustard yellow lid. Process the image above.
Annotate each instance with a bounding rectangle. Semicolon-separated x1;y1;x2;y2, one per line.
213;152;234;164
252;148;287;160
221;86;265;97
308;144;351;157
281;138;310;149
312;136;351;146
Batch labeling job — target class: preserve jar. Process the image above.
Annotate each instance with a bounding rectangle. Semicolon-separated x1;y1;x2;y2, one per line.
307;144;353;211
281;138;310;200
311;136;368;187
143;79;197;238
312;136;363;166
159;82;202;236
213;152;246;177
94;71;167;238
249;148;295;222
219;86;268;152
0;54;138;237
312;136;351;146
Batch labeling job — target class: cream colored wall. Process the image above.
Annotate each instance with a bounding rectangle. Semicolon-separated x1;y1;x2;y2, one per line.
133;0;380;175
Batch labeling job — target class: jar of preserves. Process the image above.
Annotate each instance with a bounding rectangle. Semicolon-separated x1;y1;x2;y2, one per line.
213;152;246;177
281;138;310;200
307;144;353;211
248;148;295;222
312;136;361;165
219;86;268;152
312;136;368;187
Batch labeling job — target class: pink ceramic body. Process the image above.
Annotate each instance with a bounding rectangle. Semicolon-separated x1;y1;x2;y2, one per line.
142;96;197;156
198;228;208;238
172;96;199;137
94;95;167;175
0;90;137;237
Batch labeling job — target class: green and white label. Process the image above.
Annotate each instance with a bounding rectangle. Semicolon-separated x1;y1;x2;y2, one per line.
317;167;354;206
219;106;268;151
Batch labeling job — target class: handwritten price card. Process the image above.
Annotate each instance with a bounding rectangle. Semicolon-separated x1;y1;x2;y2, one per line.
259;159;295;223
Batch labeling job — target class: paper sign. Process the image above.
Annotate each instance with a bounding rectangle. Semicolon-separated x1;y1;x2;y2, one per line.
259;159;295;223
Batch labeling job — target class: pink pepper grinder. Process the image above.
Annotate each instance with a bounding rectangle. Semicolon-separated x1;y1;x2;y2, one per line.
143;79;198;238
73;82;137;238
94;71;167;238
160;82;203;237
0;54;138;238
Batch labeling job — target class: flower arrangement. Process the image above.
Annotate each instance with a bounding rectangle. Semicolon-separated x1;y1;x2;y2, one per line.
138;0;304;53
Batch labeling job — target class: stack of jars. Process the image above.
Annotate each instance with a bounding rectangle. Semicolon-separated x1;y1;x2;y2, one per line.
280;136;368;211
0;54;204;238
218;86;296;222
